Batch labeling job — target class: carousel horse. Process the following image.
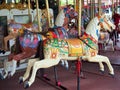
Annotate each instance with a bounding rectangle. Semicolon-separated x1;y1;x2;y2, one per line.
54;5;78;38
0;30;46;80
0;8;54;54
19;13;115;88
0;5;78;79
1;19;38;53
46;5;78;68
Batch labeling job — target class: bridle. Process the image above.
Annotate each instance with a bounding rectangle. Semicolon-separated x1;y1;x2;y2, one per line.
97;15;111;30
63;7;78;28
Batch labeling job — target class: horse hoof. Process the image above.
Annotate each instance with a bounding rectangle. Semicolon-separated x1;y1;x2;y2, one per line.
7;72;12;79
99;70;105;74
19;76;24;84
109;73;114;78
0;72;4;80
65;66;69;70
24;81;30;89
2;50;5;54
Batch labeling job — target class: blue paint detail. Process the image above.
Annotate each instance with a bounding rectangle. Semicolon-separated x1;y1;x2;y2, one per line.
96;29;99;38
61;27;68;38
54;28;59;38
100;18;104;22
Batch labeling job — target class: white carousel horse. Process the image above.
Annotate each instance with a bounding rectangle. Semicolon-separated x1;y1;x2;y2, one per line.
0;6;78;79
19;13;115;88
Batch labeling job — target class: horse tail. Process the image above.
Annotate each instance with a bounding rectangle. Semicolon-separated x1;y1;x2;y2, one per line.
34;40;44;60
14;36;22;54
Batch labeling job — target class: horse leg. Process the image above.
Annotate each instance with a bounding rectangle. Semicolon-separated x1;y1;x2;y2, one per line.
19;58;39;84
84;55;114;76
8;60;17;77
98;55;114;76
4;35;15;51
24;59;60;88
98;62;105;74
60;60;69;69
0;60;13;79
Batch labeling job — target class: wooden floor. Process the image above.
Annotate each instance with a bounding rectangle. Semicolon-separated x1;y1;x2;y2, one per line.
0;37;120;90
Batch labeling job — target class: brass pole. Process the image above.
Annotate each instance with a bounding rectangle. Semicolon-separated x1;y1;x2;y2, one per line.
28;0;31;22
92;0;95;17
36;0;41;32
98;0;101;15
90;0;93;19
45;0;51;27
112;0;114;12
75;0;79;12
78;0;81;36
86;0;89;15
74;0;77;11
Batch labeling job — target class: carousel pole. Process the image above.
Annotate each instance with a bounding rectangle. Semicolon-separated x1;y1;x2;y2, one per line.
112;0;114;12
58;0;60;13
74;0;76;11
86;0;89;16
28;0;31;22
78;0;82;36
93;0;95;17
98;0;102;15
116;0;118;10
90;0;93;19
75;0;79;12
77;1;82;90
36;0;41;32
45;0;51;27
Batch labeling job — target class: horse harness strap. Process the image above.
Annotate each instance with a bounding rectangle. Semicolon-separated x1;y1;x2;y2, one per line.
79;38;96;50
97;16;104;28
83;32;98;44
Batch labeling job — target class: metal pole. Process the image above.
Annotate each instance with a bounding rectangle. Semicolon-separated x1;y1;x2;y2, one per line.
112;0;114;12
28;0;31;22
36;0;41;32
45;0;51;27
98;0;102;15
78;0;81;36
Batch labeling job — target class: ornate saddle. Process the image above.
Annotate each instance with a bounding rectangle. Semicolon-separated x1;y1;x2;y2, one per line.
66;39;84;57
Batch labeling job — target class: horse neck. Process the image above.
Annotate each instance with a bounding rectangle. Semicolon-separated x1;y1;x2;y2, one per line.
85;17;99;42
55;10;68;30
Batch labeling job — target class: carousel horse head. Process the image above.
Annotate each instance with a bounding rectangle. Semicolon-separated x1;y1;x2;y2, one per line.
85;13;115;42
100;13;115;32
55;5;78;28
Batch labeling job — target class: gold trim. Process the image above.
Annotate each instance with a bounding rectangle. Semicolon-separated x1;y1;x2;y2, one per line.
0;3;29;10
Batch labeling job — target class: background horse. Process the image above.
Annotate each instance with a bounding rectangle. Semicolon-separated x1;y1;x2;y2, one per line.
0;30;46;79
0;8;54;53
19;13;115;88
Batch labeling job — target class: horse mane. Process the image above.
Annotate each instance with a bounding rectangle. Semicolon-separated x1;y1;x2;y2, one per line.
34;40;44;60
